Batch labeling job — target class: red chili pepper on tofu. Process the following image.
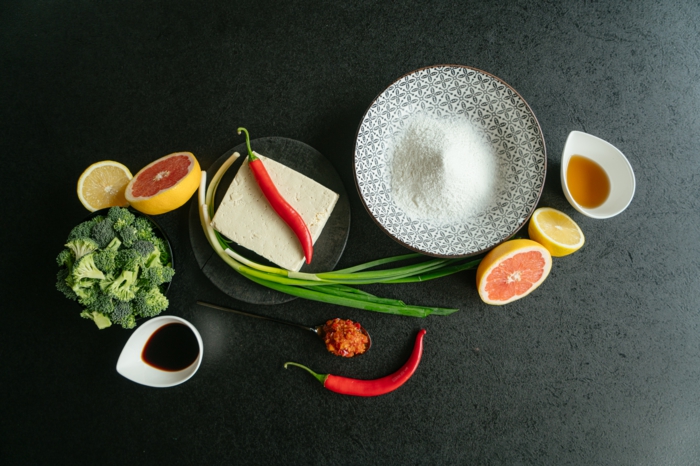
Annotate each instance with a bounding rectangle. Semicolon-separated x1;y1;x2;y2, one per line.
284;329;426;396
237;127;313;264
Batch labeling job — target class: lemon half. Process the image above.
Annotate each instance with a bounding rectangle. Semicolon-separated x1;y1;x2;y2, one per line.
77;160;133;212
528;207;585;257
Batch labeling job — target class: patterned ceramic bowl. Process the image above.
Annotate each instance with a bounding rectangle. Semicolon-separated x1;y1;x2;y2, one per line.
353;65;546;257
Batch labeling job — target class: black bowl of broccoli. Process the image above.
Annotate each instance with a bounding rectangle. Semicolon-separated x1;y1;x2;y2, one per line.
56;206;175;330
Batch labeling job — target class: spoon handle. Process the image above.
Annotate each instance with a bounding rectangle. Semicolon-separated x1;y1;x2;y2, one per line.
196;301;318;334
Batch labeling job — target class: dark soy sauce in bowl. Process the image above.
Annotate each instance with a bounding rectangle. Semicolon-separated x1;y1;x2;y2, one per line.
141;323;200;371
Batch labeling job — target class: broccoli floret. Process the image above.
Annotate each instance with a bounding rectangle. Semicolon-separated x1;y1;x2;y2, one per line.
91;218;116;248
133;217;156;241
111;301;136;329
67;217;102;241
87;293;116;316
151;236;171;266
143;246;161;268
105;269;139;302
72;279;100;306
105;237;122;251
115;249;143;271
98;273;114;291
133;287;169;318
140;265;175;289
56;249;74;268
93;248;117;273
132;240;155;258
107;207;136;231
72;253;106;282
56;269;78;301
80;310;112;329
118;225;139;247
58;211;173;330
65;238;99;261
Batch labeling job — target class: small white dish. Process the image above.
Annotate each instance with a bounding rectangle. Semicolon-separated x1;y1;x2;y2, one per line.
561;131;635;219
116;316;203;388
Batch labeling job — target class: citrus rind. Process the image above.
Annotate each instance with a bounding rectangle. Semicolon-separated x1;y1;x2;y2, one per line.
125;152;201;215
476;239;553;305
528;207;585;257
76;160;133;212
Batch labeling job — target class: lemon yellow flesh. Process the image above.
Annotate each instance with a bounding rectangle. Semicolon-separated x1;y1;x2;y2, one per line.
77;161;133;212
527;207;584;257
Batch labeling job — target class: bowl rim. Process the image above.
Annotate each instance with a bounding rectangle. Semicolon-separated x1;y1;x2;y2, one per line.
352;64;547;258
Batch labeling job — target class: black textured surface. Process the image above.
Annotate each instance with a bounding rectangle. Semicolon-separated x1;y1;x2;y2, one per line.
3;1;700;464
189;137;351;304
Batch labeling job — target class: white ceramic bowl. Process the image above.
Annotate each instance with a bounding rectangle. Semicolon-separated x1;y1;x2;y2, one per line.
116;316;203;388
561;131;635;219
354;65;546;257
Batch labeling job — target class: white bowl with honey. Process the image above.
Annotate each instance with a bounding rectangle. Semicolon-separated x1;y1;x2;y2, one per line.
561;131;635;219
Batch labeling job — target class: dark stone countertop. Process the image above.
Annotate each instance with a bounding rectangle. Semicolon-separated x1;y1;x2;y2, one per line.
2;1;699;464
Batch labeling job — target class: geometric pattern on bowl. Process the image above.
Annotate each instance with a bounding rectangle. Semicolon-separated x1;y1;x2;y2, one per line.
354;65;547;257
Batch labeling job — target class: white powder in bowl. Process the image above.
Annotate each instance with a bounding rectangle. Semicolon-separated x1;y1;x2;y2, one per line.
388;114;499;225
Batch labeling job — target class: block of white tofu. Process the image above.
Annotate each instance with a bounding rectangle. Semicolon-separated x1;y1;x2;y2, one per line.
211;152;339;271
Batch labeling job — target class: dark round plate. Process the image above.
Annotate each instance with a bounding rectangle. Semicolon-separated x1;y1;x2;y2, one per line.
189;137;351;305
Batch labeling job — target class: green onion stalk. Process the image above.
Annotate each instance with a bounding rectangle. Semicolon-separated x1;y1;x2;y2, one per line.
198;152;482;317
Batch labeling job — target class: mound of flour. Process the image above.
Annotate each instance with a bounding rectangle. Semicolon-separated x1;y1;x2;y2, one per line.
388;115;498;225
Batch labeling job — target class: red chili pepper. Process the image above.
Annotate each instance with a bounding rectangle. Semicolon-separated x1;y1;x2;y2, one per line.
284;329;426;396
237;127;313;264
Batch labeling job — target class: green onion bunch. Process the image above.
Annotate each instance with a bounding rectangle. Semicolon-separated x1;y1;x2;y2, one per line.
198;153;481;317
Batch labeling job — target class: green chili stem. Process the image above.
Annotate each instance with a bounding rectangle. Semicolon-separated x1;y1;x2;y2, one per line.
284;362;328;384
237;127;257;161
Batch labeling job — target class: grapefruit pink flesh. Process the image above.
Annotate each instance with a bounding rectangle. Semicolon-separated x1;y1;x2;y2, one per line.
130;155;192;198
476;239;552;305
125;152;201;215
482;251;547;302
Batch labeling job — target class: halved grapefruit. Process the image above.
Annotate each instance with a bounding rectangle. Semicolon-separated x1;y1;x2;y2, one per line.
125;152;201;215
476;239;552;305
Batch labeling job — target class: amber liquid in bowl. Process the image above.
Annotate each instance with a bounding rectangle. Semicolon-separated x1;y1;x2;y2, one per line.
566;155;611;209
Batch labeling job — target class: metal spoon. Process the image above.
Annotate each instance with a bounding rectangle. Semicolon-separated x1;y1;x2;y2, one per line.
196;301;372;357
